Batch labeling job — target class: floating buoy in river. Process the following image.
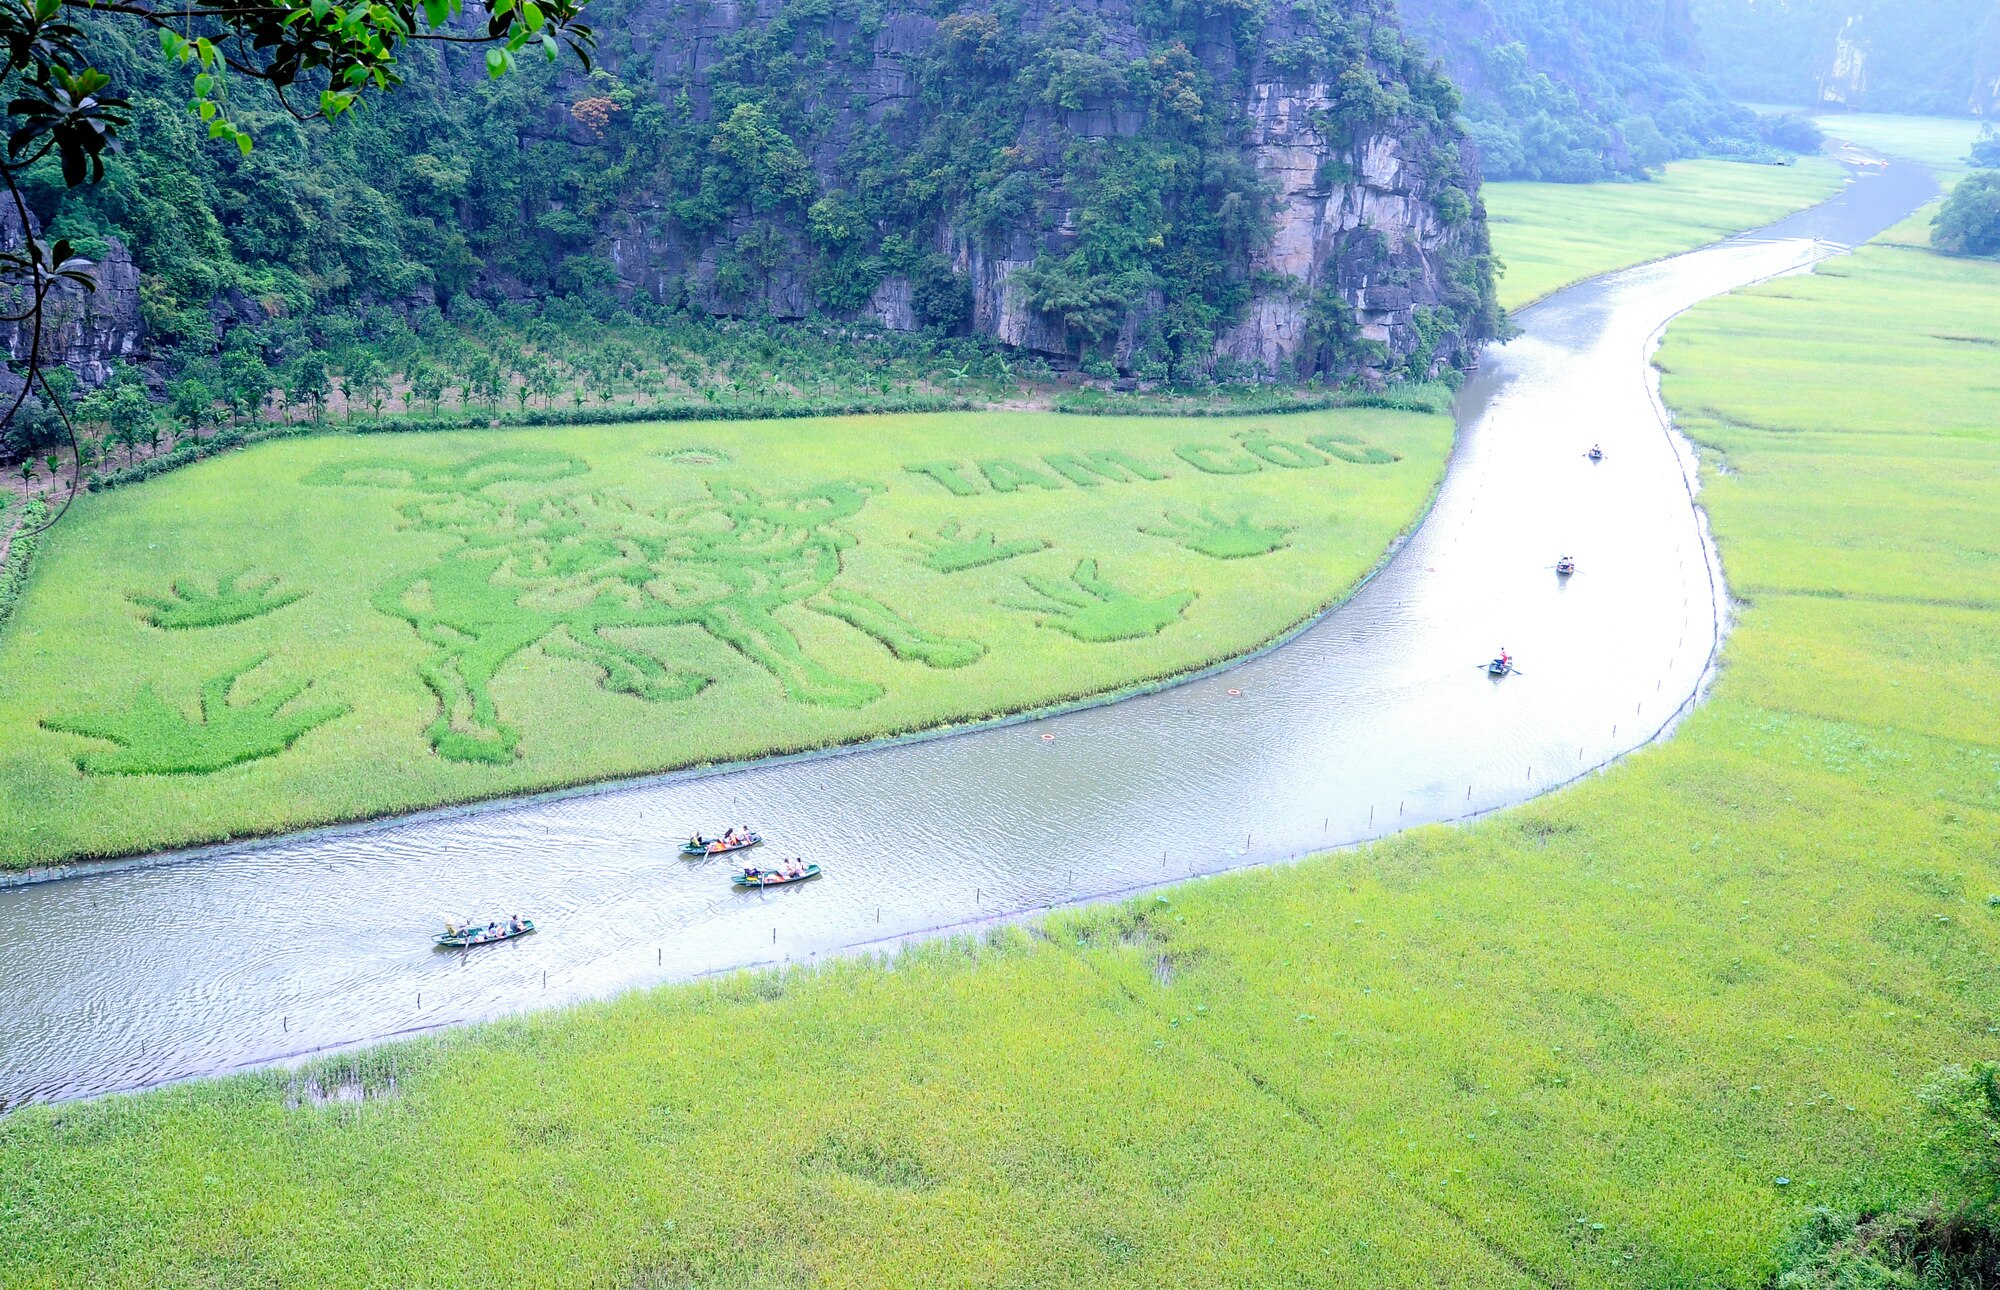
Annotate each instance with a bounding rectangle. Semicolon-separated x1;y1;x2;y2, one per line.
1039;732;1055;742
1227;688;1242;697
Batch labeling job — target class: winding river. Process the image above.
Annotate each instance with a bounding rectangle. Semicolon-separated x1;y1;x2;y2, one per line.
0;154;1935;1110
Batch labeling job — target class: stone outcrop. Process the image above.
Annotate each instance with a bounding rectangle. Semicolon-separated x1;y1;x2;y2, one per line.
1214;93;1470;377
0;204;145;390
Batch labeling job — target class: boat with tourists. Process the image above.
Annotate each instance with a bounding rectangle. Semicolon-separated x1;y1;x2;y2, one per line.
1556;556;1577;577
435;915;535;948
734;860;821;889
1487;649;1517;677
1587;445;1605;462
682;829;761;857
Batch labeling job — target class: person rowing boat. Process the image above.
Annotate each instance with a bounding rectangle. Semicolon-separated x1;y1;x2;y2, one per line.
435;914;535;947
736;858;818;887
683;827;760;855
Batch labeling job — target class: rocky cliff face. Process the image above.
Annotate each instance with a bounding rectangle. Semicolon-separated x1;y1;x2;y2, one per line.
1810;5;2000;114
580;0;1493;381
1212;108;1461;375
0;206;145;392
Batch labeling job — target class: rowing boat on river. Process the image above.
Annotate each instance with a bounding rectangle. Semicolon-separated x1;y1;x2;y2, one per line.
682;832;761;857
733;865;821;889
435;918;535;948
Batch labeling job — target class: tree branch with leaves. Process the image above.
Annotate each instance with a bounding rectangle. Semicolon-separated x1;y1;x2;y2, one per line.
0;0;595;534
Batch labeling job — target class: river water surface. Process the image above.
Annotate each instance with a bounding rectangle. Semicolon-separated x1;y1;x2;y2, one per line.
0;155;1935;1109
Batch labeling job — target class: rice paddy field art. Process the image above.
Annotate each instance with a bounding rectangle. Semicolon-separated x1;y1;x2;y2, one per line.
0;407;1449;868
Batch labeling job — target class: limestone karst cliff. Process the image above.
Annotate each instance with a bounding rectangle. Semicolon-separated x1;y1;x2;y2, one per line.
22;0;1497;393
583;0;1496;381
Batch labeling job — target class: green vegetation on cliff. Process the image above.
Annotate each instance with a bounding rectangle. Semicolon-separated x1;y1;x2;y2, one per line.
3;147;1996;1287
23;0;1491;402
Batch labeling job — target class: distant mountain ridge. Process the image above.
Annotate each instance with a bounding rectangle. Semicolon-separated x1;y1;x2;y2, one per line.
1394;0;1776;180
1691;0;2000;118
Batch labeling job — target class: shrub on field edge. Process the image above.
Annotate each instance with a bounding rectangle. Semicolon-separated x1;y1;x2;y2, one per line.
0;495;48;629
1054;383;1455;418
1933;172;2000;259
1769;1062;2000;1288
86;397;976;493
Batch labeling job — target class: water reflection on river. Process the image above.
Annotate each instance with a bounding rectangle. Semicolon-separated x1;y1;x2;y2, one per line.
0;156;1935;1109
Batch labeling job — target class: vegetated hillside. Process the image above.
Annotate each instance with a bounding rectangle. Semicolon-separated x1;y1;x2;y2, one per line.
15;0;1497;397
1692;0;2000;117
1393;0;1786;180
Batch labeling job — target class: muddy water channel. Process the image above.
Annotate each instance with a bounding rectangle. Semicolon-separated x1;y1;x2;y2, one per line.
0;157;1934;1108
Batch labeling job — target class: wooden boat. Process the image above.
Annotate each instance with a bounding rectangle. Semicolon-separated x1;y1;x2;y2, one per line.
1556;557;1576;576
1488;658;1513;676
681;832;762;857
1587;447;1604;462
435;917;535;948
733;864;821;889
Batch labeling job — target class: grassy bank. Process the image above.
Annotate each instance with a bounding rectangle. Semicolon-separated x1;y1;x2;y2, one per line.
3;175;1996;1285
1486;156;1848;311
0;407;1447;868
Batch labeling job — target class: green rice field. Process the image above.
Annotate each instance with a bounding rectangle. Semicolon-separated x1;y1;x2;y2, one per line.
2;152;1995;1286
1485;156;1848;311
0;408;1447;868
1814;113;1988;185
